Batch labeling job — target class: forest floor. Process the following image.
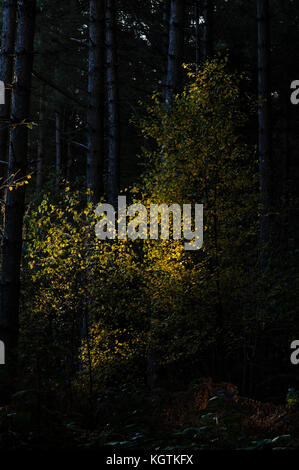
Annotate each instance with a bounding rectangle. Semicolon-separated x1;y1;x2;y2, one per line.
1;377;299;450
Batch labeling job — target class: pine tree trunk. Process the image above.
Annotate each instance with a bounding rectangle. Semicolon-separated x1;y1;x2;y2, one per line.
66;109;74;182
55;111;62;188
257;0;272;257
87;0;105;204
66;141;72;181
162;0;170;101
36;87;45;192
0;0;36;384
106;0;120;204
281;86;289;250
0;0;17;177
195;0;200;68
165;0;185;103
202;0;213;60
280;12;290;251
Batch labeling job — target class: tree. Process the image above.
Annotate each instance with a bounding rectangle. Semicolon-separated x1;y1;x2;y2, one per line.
0;0;17;176
87;0;105;203
0;0;36;376
194;0;200;68
162;0;170;100
36;85;46;191
257;0;272;258
55;110;62;188
138;58;258;386
202;0;214;60
106;0;120;204
164;0;185;103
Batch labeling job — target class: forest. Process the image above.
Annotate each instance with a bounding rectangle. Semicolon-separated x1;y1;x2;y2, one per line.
0;0;298;455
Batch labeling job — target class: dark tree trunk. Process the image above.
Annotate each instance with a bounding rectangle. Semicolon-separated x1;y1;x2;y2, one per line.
162;0;170;101
194;0;200;68
36;87;46;192
55;111;62;188
165;0;185;103
0;0;17;177
66;140;72;181
65;108;74;181
280;11;290;251
106;0;120;204
87;0;105;204
281;85;290;250
0;0;36;387
257;0;272;257
202;0;214;61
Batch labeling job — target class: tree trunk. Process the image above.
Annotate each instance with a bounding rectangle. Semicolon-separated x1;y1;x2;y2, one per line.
65;109;74;182
55;111;62;188
106;0;120;204
195;0;200;68
0;0;17;180
164;0;185;103
0;0;36;389
36;86;46;192
162;0;170;101
87;0;105;204
257;0;272;257
202;0;214;61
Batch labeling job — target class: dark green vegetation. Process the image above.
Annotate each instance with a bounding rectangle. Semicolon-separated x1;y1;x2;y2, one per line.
0;0;298;450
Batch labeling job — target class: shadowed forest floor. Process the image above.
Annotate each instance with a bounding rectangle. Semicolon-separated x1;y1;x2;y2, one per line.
1;378;299;450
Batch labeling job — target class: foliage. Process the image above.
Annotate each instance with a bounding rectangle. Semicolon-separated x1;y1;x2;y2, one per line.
19;58;260;390
7;58;296;449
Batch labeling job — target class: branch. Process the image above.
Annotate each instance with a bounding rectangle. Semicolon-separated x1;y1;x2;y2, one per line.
32;70;86;109
72;141;88;151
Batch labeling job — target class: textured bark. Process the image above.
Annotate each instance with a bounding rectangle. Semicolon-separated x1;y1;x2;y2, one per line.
281;86;290;249
36;87;46;191
106;0;120;204
55;111;62;188
0;0;17;174
280;14;290;251
0;0;36;372
195;0;200;68
66;141;72;181
164;0;185;103
162;0;170;101
66;110;74;181
202;0;214;60
257;0;272;254
87;0;105;203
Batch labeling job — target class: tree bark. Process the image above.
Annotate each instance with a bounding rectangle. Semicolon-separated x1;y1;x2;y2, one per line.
106;0;120;204
257;0;272;257
55;111;62;188
65;109;74;182
194;0;200;68
0;0;17;179
165;0;185;103
36;87;46;192
87;0;105;204
0;0;36;384
202;0;214;61
162;0;170;101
